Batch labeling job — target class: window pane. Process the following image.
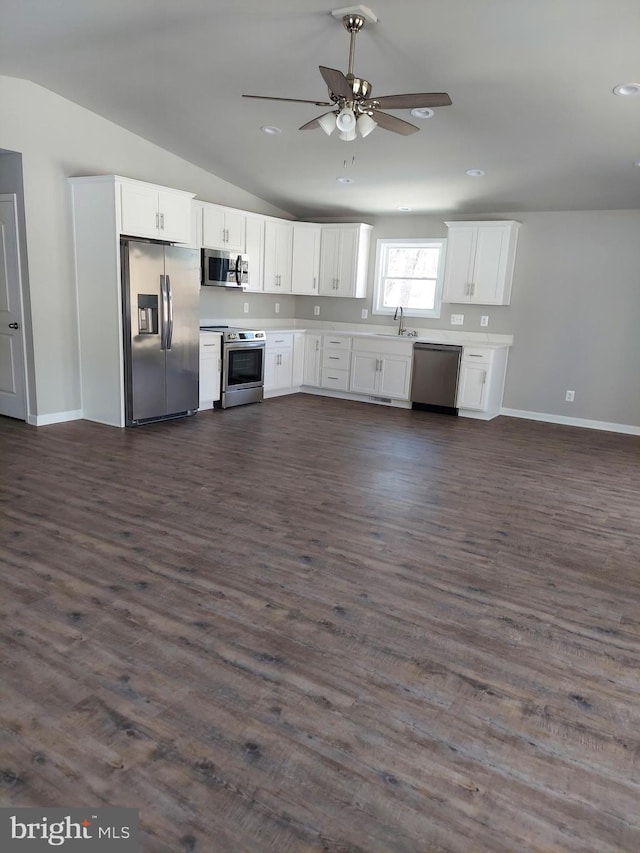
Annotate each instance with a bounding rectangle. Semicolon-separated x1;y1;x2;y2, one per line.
383;278;436;310
386;247;440;278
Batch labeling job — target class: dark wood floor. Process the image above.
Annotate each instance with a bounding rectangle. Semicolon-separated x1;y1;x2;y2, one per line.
1;395;639;852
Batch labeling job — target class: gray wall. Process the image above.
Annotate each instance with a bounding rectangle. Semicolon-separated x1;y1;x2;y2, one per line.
295;211;640;427
200;289;296;324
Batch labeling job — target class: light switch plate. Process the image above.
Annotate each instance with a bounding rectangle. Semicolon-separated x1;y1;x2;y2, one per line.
314;305;320;316
243;302;249;313
450;314;464;325
274;303;280;314
480;315;489;327
361;308;368;319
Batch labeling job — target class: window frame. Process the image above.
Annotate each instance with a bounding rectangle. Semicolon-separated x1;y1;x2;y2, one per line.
372;237;447;319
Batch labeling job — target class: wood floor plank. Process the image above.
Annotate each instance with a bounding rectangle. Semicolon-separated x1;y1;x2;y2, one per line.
1;397;639;851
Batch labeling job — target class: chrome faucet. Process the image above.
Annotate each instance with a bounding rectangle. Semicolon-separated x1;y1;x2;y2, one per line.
394;305;406;336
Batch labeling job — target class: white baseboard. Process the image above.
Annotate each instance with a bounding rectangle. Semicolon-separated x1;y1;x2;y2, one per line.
28;409;83;426
501;408;640;436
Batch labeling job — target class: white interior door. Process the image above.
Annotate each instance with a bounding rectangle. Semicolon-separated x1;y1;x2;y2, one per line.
0;195;27;420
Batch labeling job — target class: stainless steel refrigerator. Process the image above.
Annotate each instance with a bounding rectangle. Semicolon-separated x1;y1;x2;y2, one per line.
121;239;200;426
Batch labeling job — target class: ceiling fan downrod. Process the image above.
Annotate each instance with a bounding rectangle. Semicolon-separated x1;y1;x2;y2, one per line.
343;14;366;79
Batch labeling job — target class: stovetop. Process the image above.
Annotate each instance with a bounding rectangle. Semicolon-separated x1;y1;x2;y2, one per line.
200;325;266;342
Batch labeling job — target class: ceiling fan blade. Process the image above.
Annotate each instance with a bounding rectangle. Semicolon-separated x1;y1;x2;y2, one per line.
319;66;353;100
242;94;332;106
364;92;452;109
299;112;334;131
371;111;419;135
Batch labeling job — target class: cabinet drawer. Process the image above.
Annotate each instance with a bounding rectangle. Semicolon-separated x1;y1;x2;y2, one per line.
322;349;351;370
462;347;493;365
267;332;293;349
321;368;349;391
322;334;351;350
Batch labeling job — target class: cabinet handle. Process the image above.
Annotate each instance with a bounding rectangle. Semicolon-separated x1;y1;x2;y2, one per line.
156;212;160;229
315;340;319;351
468;353;483;358
481;370;487;385
470;282;475;296
328;340;341;344
160;213;165;230
313;277;316;289
328;356;340;360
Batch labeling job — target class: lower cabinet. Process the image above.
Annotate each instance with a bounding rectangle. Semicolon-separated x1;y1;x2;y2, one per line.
349;338;413;400
457;345;509;418
320;334;352;391
264;332;305;394
303;334;322;387
199;332;221;408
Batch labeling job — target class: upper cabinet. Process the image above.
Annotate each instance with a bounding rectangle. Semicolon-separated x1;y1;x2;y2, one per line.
263;219;294;293
291;223;321;295
119;179;194;244
443;221;521;305
201;203;246;252
319;224;372;298
244;214;265;292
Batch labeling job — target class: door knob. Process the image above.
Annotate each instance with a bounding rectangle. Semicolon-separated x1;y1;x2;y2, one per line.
8;322;19;329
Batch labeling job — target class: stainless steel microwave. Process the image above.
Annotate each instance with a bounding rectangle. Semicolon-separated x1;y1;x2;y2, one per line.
201;248;249;288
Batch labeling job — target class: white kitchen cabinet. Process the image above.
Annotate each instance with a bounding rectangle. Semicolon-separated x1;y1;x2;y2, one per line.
119;179;193;244
320;334;352;391
199;332;221;408
303;333;322;387
263;220;294;293
349;337;413;400
264;332;294;391
244;214;265;291
457;345;509;419
201;203;246;252
319;224;372;298
291;223;321;295
443;221;521;305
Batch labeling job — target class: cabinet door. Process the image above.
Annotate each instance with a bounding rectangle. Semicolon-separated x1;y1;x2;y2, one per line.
224;210;246;252
335;227;358;297
199;346;220;406
319;227;340;294
120;183;159;239
303;334;322;386
350;352;378;395
202;205;225;248
291;223;321;295
457;363;488;410
379;355;412;400
245;216;264;291
263;349;279;391
472;226;507;303
158;191;192;243
442;226;475;302
263;221;293;292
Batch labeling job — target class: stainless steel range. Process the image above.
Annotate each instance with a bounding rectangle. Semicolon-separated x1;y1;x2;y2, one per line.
200;326;266;409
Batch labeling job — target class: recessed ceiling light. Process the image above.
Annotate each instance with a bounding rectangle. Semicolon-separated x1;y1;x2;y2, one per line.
261;125;282;135
465;169;486;177
336;176;353;184
410;107;434;119
613;83;640;96
397;206;412;212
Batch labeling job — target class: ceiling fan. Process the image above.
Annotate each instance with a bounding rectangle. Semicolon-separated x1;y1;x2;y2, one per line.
242;10;452;141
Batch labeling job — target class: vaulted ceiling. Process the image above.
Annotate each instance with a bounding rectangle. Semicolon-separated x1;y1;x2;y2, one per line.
1;0;639;218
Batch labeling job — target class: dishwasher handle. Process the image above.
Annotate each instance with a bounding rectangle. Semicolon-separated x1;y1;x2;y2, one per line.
413;343;463;353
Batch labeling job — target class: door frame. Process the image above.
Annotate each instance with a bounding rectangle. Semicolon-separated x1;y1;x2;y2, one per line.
0;193;29;422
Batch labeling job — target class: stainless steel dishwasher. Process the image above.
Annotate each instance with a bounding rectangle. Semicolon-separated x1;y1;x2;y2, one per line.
410;343;462;414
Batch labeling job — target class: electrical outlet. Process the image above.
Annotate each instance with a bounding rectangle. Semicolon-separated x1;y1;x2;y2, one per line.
361;308;368;319
480;315;489;327
274;302;280;314
450;314;464;325
243;302;249;313
565;390;575;402
313;305;320;316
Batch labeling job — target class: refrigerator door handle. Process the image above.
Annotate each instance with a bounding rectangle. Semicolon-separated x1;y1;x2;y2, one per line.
166;275;174;350
160;274;169;350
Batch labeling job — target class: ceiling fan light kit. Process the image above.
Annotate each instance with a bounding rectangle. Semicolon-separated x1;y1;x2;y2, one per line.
243;7;451;143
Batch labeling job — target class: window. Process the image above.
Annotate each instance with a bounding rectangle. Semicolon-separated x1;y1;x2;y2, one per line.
372;238;446;318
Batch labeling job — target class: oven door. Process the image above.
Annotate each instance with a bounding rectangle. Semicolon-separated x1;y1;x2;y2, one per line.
222;341;265;392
